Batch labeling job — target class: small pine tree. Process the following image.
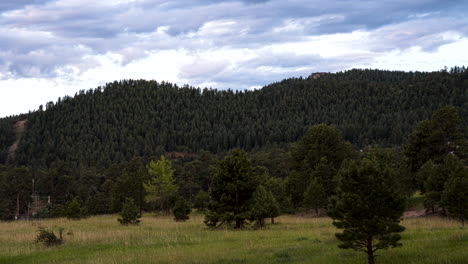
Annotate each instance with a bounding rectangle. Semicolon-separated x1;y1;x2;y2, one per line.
250;185;280;227
118;198;141;225
303;178;326;216
65;197;88;220
328;158;406;264
442;170;468;225
193;190;210;212
173;198;192;222
204;148;257;228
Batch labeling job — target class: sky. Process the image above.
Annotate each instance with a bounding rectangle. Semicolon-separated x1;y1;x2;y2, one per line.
1;0;468;117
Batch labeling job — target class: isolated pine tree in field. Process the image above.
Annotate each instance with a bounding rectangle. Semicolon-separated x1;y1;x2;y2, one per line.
328;158;406;264
118;198;141;225
250;185;280;227
173;198;192;222
204;148;257;228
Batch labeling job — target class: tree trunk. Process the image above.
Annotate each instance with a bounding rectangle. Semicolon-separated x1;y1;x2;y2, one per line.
367;236;375;264
315;207;319;216
235;219;242;229
271;217;275;224
139;186;143;217
15;193;20;220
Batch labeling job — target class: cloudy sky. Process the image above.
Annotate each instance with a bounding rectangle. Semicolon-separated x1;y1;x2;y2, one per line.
1;0;468;117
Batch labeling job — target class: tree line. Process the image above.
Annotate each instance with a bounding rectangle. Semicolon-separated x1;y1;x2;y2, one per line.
0;68;466;168
1;105;465;222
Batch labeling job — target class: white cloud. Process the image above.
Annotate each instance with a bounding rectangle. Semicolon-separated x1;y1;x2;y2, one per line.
1;0;468;117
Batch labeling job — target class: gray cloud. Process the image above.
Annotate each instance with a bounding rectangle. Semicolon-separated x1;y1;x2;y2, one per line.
181;51;374;90
1;0;467;82
0;0;50;12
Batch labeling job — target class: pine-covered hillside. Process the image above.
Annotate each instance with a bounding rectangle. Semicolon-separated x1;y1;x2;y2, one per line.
1;68;467;168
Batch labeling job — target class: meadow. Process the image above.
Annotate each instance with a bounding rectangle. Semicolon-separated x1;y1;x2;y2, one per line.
0;213;466;264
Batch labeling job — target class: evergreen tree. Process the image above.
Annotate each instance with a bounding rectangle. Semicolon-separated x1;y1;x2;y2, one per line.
290;124;355;205
193;190;210;212
442;171;468;225
118;198;141;225
204;148;257;228
405;106;467;173
264;177;293;214
65;197;88;220
422;155;466;213
250;185;280;226
286;170;303;208
144;156;178;215
303;178;326;216
0;166;32;220
328;158;406;264
111;157;147;214
312;157;338;200
173;198;192;222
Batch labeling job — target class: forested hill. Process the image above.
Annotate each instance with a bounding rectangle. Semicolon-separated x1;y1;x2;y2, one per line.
1;68;467;168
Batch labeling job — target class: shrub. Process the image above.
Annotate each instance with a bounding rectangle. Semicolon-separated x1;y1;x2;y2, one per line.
65;197;88;220
173;198;191;221
34;227;67;247
193;190;209;212
118;198;141;225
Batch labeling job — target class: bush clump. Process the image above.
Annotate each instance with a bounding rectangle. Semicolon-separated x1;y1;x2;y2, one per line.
34;227;66;247
65;197;88;220
118;198;141;225
173;198;192;221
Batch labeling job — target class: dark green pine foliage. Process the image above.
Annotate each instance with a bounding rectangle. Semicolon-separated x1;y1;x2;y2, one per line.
250;185;280;226
205;148;257;228
289;124;355;207
0;166;32;220
64;197;88;220
442;167;468;225
328;158;406;264
405;105;467;173
0;116;23;164
2;68;466;168
118;198;141;225
303;178;327;215
421;155;467;214
173;198;192;222
264;177;293;214
111;157;148;214
193;190;210;212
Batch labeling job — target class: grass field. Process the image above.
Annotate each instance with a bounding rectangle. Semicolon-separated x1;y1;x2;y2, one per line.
0;214;466;264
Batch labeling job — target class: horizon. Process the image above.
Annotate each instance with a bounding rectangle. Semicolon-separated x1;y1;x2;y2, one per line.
1;0;468;117
1;66;462;119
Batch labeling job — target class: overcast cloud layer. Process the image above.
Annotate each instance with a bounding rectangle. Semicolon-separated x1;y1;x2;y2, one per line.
1;0;468;117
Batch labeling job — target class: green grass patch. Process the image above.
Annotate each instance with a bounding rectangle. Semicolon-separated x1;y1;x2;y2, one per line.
0;214;466;264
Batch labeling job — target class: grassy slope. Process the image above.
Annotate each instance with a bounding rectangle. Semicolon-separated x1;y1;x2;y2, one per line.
0;214;466;264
